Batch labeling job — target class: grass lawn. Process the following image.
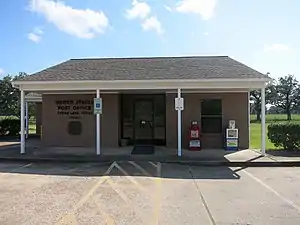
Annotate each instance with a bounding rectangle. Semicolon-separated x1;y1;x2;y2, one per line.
29;122;36;134
250;114;300;150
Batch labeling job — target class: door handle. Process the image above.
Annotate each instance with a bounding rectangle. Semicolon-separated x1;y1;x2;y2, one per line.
140;120;146;128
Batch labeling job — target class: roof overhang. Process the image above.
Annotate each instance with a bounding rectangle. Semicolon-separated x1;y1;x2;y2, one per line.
13;78;271;92
25;94;42;102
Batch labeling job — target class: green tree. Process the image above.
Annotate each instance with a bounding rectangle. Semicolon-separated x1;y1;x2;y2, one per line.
0;75;18;117
250;80;276;121
272;74;299;120
0;72;35;119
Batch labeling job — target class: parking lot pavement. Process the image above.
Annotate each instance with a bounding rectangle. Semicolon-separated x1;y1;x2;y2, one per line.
242;167;300;210
191;166;300;225
1;162;300;225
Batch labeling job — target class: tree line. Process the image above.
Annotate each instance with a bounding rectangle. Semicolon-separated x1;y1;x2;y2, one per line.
251;74;300;121
0;73;35;119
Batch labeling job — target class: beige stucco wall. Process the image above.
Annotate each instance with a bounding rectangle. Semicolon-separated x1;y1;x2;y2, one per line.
41;94;119;148
166;92;249;149
41;92;248;149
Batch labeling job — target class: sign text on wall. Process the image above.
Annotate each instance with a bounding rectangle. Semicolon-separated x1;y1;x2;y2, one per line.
56;99;93;117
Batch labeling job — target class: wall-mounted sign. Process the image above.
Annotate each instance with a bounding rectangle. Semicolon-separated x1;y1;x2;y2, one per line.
94;98;102;114
56;99;93;118
175;97;184;111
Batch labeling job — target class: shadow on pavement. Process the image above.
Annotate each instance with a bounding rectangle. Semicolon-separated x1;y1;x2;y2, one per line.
232;155;263;173
266;150;300;157
0;161;241;180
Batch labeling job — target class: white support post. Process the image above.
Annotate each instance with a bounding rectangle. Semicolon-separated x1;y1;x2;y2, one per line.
261;87;266;155
96;89;101;155
248;91;250;147
177;88;182;156
20;90;25;154
25;101;29;139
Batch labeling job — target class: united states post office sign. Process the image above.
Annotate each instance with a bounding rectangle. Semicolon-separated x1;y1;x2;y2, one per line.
56;99;93;116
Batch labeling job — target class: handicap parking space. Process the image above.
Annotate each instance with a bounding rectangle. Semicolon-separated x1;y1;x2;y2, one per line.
1;162;300;225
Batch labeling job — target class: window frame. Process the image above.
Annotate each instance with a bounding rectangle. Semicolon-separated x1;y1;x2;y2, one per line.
201;99;222;134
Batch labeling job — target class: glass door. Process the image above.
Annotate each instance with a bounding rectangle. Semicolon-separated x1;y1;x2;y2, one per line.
134;100;154;145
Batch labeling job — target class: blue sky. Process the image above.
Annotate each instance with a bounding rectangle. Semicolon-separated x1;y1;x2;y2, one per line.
0;0;299;79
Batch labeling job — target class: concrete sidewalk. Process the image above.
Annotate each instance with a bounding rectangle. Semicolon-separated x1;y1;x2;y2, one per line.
1;141;300;166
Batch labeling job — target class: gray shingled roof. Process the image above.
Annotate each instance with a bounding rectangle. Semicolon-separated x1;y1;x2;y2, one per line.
19;56;267;82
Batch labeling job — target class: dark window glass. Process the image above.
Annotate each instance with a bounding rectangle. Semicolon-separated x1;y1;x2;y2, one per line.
154;96;165;139
201;99;222;133
68;121;82;135
154;96;165;127
201;99;222;115
201;117;222;133
121;95;134;139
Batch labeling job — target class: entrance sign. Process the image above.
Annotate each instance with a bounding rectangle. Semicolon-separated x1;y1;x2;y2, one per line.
94;98;102;114
175;97;184;111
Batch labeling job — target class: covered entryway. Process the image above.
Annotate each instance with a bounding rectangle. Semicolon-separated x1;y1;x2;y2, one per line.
120;93;166;146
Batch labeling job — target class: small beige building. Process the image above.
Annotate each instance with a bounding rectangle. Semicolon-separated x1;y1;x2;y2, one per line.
13;56;270;155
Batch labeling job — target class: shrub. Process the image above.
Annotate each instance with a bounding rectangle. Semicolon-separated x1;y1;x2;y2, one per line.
0;118;21;136
268;122;300;150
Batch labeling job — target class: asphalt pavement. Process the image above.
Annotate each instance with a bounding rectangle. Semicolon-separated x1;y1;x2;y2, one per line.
0;161;300;225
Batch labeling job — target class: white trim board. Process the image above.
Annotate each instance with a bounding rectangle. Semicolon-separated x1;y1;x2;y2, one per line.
42;91;119;95
13;79;269;92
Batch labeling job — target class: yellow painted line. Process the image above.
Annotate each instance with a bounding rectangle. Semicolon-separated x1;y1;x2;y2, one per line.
11;163;33;172
0;163;33;177
152;163;162;225
114;162;146;192
128;161;153;177
75;161;117;210
107;179;130;203
149;161;158;168
93;198;116;225
75;175;109;210
55;162;116;224
54;213;79;225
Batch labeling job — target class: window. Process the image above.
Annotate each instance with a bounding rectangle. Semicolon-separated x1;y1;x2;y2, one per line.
201;99;222;133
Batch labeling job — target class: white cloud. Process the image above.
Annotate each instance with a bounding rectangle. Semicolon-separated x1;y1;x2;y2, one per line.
264;44;290;52
176;0;217;20
164;5;172;12
28;27;44;42
142;16;164;35
204;32;209;35
125;0;151;20
33;27;44;35
28;32;42;42
0;68;4;75
28;0;109;39
125;1;163;36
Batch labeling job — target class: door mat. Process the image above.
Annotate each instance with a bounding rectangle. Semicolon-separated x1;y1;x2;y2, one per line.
131;145;155;155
